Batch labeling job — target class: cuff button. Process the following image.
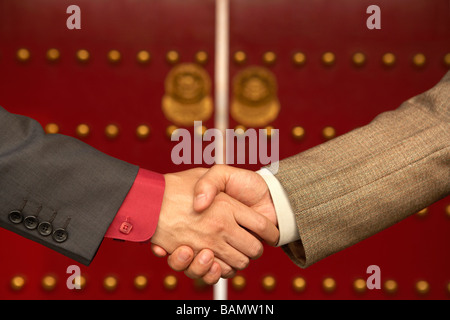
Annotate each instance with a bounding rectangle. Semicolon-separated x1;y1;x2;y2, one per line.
119;221;133;234
8;210;23;224
24;216;39;230
52;228;68;243
38;222;53;236
24;206;42;230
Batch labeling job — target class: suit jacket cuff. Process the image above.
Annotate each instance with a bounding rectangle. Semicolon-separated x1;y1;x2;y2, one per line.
104;168;165;242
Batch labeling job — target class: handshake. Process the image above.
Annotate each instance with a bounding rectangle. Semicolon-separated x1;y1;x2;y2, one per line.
150;165;280;285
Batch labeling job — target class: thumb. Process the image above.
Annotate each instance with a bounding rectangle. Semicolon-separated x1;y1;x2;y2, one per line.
193;165;231;212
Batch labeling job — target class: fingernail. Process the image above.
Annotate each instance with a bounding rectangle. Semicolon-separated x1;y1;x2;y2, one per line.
178;250;191;262
199;252;212;265
195;194;206;203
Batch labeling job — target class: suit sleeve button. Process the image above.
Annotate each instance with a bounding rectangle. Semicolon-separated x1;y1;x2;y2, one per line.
24;205;42;230
8;210;23;224
52;228;68;243
38;222;53;236
24;216;39;230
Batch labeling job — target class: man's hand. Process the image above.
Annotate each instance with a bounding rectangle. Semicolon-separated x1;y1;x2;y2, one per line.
193;165;277;226
151;165;278;284
150;168;279;280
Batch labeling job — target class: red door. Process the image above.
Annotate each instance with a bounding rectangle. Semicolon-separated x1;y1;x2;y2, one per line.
0;0;449;300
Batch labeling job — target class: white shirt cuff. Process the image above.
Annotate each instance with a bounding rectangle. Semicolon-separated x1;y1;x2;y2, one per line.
257;167;300;246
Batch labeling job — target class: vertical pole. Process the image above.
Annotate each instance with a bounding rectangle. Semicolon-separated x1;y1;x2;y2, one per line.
213;0;229;301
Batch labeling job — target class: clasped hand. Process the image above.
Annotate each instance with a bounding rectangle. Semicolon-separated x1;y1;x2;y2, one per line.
150;165;279;285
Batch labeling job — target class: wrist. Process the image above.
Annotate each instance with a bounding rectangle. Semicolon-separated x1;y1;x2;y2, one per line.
104;168;165;242
257;168;300;246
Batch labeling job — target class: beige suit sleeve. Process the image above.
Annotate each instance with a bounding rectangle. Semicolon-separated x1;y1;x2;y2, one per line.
274;72;450;268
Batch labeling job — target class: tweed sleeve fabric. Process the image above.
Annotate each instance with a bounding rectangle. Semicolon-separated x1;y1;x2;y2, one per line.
274;72;450;268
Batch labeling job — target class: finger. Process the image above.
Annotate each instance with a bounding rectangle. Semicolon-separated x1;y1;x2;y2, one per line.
200;261;222;285
182;254;235;284
151;244;168;257
213;258;236;279
167;246;195;272
184;249;215;279
213;243;251;271
206;195;264;267
226;225;264;260
234;204;280;247
193;165;231;212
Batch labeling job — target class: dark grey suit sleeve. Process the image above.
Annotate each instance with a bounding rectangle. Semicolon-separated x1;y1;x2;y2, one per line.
0;106;139;265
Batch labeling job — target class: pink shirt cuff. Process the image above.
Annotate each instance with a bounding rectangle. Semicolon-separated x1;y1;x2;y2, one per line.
104;168;165;242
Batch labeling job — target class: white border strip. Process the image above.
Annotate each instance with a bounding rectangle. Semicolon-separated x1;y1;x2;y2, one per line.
213;0;229;301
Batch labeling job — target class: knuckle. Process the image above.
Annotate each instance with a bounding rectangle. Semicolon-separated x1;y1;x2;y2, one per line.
210;214;229;233
211;164;226;172
212;193;230;206
169;261;185;272
220;263;232;275
235;256;250;270
211;217;226;233
184;270;199;280
249;242;264;259
167;255;184;272
185;266;205;279
222;267;236;279
203;275;219;286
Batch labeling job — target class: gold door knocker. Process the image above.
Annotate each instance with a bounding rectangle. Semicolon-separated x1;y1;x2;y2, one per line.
162;63;213;126
231;66;280;127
